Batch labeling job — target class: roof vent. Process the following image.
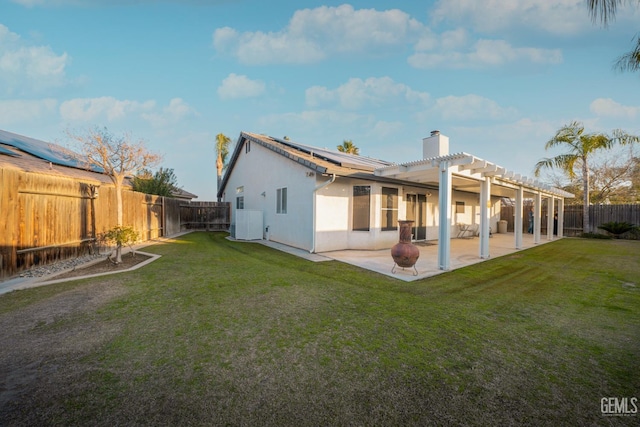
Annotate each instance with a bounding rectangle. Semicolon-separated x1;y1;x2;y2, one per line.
430;130;440;136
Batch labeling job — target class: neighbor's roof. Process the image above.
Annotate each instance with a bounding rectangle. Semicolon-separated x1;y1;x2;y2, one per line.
0;135;114;185
0;129;102;172
0;129;198;199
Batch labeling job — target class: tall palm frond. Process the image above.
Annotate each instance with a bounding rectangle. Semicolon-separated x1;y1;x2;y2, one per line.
337;140;359;155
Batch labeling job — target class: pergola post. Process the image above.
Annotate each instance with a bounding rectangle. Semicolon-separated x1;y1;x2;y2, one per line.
547;196;555;241
534;192;542;244
514;185;523;249
557;198;564;237
479;177;491;259
438;160;452;270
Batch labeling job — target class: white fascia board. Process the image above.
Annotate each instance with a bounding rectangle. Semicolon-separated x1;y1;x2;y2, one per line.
459;159;486;171
473;164;500;174
483;166;506;177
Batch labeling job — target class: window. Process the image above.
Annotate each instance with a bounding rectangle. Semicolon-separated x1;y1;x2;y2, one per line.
381;187;398;231
276;187;287;214
353;186;371;231
456;201;465;214
245;140;251;153
236;196;244;209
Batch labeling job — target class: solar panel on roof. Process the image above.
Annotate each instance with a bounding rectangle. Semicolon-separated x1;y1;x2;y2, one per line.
0;145;20;157
0;129;103;172
271;136;392;170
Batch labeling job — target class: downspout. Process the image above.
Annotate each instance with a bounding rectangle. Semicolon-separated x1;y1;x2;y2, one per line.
310;173;336;253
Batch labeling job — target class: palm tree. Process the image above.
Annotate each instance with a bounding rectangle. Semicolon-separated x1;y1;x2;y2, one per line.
337;139;359;155
215;133;231;201
534;121;639;233
587;0;640;72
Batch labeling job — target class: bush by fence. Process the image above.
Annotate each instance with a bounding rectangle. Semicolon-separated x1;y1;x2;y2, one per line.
562;204;640;237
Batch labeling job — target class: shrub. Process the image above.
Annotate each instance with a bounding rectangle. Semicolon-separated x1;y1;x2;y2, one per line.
597;221;637;239
101;226;139;263
580;232;612;239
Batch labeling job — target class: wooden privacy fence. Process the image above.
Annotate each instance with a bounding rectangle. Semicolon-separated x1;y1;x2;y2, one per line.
180;201;231;231
500;203;640;237
0;167;230;279
562;204;640;236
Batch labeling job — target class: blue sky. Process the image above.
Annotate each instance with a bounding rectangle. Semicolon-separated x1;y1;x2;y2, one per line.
1;0;638;199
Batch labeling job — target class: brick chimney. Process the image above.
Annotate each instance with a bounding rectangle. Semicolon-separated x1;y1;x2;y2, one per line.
423;130;449;158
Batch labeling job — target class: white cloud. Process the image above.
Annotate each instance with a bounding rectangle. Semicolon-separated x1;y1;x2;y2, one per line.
217;73;266;100
423;94;518;121
0;24;70;93
59;96;155;122
259;109;370;129
212;4;424;65
305;77;430;110
409;38;562;69
590;98;639;119
142;98;198;127
0;98;57;124
430;0;589;36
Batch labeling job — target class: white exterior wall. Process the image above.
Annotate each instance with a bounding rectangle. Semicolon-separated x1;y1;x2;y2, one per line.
314;179;402;252
224;143;504;252
222;142;316;251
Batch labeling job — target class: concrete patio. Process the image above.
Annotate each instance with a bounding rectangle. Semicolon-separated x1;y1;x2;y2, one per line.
319;232;562;282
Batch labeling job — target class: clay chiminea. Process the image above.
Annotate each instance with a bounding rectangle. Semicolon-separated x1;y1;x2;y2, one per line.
391;220;420;276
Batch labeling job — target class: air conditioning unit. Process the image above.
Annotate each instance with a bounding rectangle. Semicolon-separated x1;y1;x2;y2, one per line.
235;210;264;240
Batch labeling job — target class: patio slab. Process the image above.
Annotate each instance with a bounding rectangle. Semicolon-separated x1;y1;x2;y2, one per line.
319;233;562;282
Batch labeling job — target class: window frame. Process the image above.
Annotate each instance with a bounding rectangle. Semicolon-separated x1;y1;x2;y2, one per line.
381;187;399;231
352;185;371;231
276;187;287;214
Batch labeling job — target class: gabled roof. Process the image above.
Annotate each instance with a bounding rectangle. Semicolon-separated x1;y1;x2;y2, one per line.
217;132;396;198
219;131;574;201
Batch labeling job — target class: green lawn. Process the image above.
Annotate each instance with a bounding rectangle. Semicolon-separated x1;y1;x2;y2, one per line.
1;232;638;426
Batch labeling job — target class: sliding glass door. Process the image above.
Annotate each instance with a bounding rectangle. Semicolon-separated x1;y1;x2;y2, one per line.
405;194;427;241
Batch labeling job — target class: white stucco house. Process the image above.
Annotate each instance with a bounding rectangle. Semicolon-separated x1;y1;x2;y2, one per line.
218;131;573;270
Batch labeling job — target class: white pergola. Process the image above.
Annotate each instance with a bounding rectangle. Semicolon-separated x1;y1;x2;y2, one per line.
374;152;574;271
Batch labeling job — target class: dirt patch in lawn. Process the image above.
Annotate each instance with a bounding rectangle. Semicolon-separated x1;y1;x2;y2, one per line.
0;279;129;423
52;253;153;280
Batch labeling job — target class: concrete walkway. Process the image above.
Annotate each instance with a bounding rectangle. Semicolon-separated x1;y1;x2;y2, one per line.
243;232;561;282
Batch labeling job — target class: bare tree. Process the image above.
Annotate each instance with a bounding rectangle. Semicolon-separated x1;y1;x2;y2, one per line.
67;127;161;262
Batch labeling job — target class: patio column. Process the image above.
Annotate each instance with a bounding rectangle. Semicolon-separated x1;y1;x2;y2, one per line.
557;198;564;237
438;160;452;270
479;177;491;259
514;185;523;249
534;192;542;244
547;196;555;241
